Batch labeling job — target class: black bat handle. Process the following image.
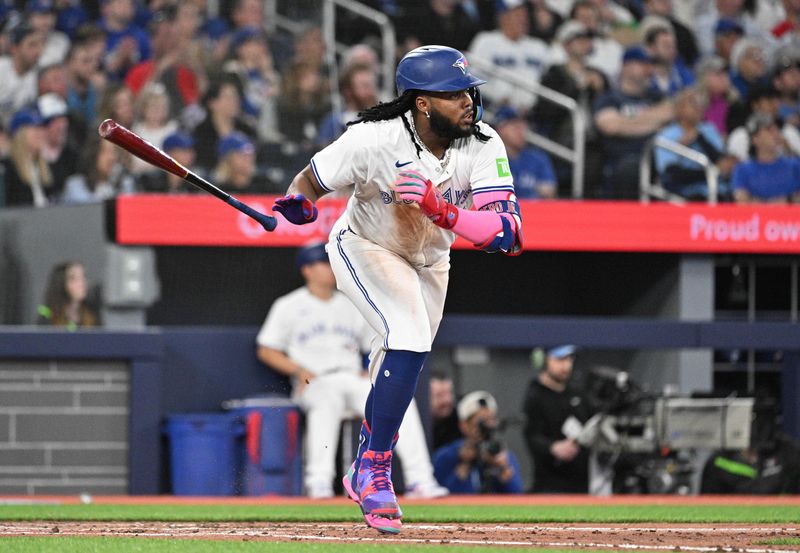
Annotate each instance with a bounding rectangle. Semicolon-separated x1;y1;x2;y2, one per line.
185;172;278;231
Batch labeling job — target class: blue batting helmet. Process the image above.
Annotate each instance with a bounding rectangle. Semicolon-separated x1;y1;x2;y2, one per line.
396;45;486;95
396;45;487;122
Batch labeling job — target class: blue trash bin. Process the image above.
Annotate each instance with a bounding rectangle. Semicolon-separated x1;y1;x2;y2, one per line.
165;413;244;496
228;397;303;496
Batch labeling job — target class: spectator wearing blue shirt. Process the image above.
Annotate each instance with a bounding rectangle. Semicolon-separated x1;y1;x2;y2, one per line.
655;87;737;200
729;38;768;100
641;17;694;97
593;46;674;198
432;391;524;494
732;113;800;203
493;106;556;198
99;0;151;81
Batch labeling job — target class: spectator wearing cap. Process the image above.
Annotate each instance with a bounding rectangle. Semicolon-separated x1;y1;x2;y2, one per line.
533;20;608;192
0;22;45;127
522;345;593;493
25;0;70;67
256;241;448;499
694;0;766;60
37;92;78;191
138;132;197;193
695;56;740;136
432;391;524;494
712;19;746;65
655;87;737;200
99;0;152;81
568;0;624;82
732;113;800;203
222;26;281;140
771;50;800;127
62;131;136;204
641;16;694;96
494;107;557;198
212;131;273;194
729;38;770;99
726;83;800;160
641;0;699;66
124;6;201;120
593;46;674;198
2;107;53;207
192;77;256;174
467;0;551;111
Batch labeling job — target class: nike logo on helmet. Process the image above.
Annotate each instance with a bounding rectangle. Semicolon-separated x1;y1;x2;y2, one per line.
395;160;413;168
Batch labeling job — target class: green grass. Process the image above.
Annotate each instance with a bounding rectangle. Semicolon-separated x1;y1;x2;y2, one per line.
755;537;800;546
0;504;798;523
0;537;574;553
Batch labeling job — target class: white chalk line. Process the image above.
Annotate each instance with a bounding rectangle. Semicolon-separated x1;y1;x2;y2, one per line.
413;524;800;533
1;522;799;552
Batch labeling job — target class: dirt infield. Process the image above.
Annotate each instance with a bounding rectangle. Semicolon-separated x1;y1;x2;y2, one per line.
2;520;800;551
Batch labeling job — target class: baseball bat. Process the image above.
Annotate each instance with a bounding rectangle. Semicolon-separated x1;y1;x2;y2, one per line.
98;119;277;232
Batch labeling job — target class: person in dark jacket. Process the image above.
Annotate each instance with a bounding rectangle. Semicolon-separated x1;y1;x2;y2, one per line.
523;345;593;493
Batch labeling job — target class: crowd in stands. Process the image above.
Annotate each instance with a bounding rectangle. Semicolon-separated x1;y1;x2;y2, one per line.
2;0;800;208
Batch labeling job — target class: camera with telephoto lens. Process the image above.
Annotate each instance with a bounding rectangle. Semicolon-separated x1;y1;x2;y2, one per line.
477;420;504;456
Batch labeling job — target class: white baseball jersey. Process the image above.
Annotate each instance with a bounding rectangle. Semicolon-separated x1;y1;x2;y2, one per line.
310;113;514;267
256;287;373;376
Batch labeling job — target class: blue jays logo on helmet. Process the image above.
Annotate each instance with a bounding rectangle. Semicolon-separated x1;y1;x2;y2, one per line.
453;56;468;75
395;45;487;95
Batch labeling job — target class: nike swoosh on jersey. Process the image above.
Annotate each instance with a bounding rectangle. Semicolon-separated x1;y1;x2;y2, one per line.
395;160;413;168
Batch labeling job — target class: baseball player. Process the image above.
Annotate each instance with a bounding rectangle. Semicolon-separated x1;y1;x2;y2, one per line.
272;45;522;534
255;241;448;500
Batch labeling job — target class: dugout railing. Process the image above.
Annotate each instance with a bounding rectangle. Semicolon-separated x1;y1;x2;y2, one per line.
639;136;721;205
466;57;588;199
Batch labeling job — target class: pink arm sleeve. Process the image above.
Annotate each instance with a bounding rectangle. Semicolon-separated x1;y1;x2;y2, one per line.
449;191;514;245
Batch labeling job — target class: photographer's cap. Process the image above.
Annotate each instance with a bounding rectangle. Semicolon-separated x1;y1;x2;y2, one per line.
547;345;577;359
457;391;497;421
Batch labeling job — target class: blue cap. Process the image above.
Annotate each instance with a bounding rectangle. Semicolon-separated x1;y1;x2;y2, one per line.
547;345;577;359
622;46;654;64
162;131;194;151
231;26;264;51
296;241;328;269
201;18;229;40
9;107;44;135
493;106;521;127
26;0;54;13
217;132;254;158
715;18;744;35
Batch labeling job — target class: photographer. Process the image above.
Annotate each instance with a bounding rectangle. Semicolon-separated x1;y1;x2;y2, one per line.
432;391;523;494
523;345;593;493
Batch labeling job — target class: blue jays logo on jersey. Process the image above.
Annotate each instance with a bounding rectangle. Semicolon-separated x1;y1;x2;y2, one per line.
453;57;468;75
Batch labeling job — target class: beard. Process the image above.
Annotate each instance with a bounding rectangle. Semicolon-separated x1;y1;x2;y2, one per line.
429;108;474;140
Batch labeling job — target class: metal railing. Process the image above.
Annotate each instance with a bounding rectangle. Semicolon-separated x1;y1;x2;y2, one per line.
640;136;720;205
321;0;396;117
466;57;587;198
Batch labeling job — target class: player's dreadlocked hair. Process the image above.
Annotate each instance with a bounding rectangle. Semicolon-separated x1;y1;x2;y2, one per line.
347;91;490;159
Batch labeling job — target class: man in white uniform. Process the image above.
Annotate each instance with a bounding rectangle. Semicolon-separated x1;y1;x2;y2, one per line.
272;45;523;534
255;242;448;500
